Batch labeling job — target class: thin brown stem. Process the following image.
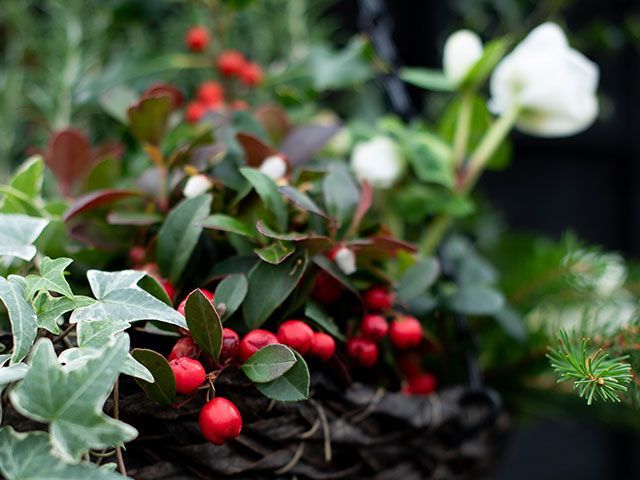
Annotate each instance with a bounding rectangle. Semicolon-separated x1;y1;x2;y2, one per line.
113;379;127;477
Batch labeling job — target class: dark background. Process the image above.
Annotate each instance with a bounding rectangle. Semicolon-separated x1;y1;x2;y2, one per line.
336;0;640;478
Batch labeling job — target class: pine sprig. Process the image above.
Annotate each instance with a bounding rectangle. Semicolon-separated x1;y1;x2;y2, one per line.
547;330;632;405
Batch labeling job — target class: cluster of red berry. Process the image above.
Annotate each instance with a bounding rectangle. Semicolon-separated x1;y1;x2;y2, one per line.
183;26;263;124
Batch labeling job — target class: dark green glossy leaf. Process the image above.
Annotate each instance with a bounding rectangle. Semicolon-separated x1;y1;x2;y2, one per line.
255;351;310;401
240;167;287;232
305;300;345;340
214;274;248;321
185;289;223;361
241;344;296;383
254;242;295;265
397;257;440;303
200;214;258;239
132;348;176;405
322;164;359;231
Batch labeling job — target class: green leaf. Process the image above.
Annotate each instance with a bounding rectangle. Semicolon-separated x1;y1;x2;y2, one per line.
0;364;28;385
185;289;223;361
305;301;345;340
101;85;138;124
256;351;310;401
444;285;505;315
399;67;455;92
0;214;49;261
241;344;297;383
200;214;258;239
278;185;328;218
0;276;37;364
322;164;359;231
59;320;153;382
107;211;162;226
157;194;212;283
137;274;173;306
9;337;137;461
214;274;248;321
312;255;358;296
24;256;74;300
9;155;44;198
0;427;127;480
32;294;95;334
403;133;453;187
70;270;186;328
127;95;172;145
462;38;509;89
240;168;288;232
131;349;176;405
243;253;309;329
397;257;440;303
254;242;295;265
308;37;373;91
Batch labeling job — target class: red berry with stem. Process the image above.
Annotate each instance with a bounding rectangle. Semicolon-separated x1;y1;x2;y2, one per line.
177;289;215;316
220;328;240;364
199;397;242;445
402;372;437;395
217;50;246;76
309;332;335;361
239;329;278;362
168;336;199;361
311;271;342;304
240;61;263;86
170;357;207;395
277;320;314;354
197;81;224;108
363;286;393;311
389;316;423;350
186;101;207;124
361;314;388;342
185;26;210;52
346;337;379;367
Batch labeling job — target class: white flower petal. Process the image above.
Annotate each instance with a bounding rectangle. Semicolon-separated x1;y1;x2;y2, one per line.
259;155;288;181
334;247;356;275
443;30;484;85
183;174;212;198
350;136;404;189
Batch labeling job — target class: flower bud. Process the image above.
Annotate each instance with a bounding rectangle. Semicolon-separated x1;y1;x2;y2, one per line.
183;174;212;198
350;136;404;189
443;29;483;85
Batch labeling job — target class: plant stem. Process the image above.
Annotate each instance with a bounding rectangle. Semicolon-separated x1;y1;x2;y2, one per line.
419;214;453;256
453;89;474;168
113;379;127;477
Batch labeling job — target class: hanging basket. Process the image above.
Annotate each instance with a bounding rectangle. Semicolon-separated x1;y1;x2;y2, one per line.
115;368;509;480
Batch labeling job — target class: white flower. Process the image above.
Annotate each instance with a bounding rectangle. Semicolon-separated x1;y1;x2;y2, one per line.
443;29;484;85
350;136;404;189
334;246;356;275
183;174;212;198
489;22;599;137
259;154;288;181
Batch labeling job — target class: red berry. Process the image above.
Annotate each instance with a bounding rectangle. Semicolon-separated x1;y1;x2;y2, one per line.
129;246;146;266
311;271;342;304
309;332;335;361
277;320;314;354
168;336;199;361
363;286;393;311
197;82;224;108
199;397;242;445
231;99;248;110
389;316;423;350
161;279;176;301
185;26;210;52
361;314;388;342
217;50;246;76
220;328;240;364
186;101;207;124
170;357;206;395
240;61;263;86
402;372;437;396
177;289;215;316
239;329;278;362
346;337;378;367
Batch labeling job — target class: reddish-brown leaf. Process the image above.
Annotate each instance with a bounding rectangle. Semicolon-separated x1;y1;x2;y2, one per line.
236;132;278;167
44;129;92;196
63;189;141;222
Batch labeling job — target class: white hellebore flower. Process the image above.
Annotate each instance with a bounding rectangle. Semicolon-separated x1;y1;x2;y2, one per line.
333;246;356;275
443;29;484;86
489;22;599;137
183;174;212;198
350;136;404;189
259;154;288;181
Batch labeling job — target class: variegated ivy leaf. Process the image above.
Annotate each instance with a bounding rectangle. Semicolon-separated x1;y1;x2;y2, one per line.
0;427;128;480
0;275;38;364
24;256;74;299
0;363;28;386
9;336;138;461
0;214;49;261
31;293;96;334
59;320;153;382
70;269;186;328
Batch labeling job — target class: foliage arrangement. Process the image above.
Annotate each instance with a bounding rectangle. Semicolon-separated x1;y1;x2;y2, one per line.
0;2;637;479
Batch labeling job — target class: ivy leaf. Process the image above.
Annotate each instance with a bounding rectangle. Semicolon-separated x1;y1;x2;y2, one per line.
32;294;95;334
0;214;49;261
58;320;153;382
9;337;137;461
70;270;186;328
214;274;248;321
156;194;212;283
396;257;440;304
0;276;38;364
0;427;128;480
240;167;288;232
131;349;176;405
185;289;223;361
0;364;28;385
241;344;296;383
243;253;309;329
24;256;74;300
256;351;310;401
